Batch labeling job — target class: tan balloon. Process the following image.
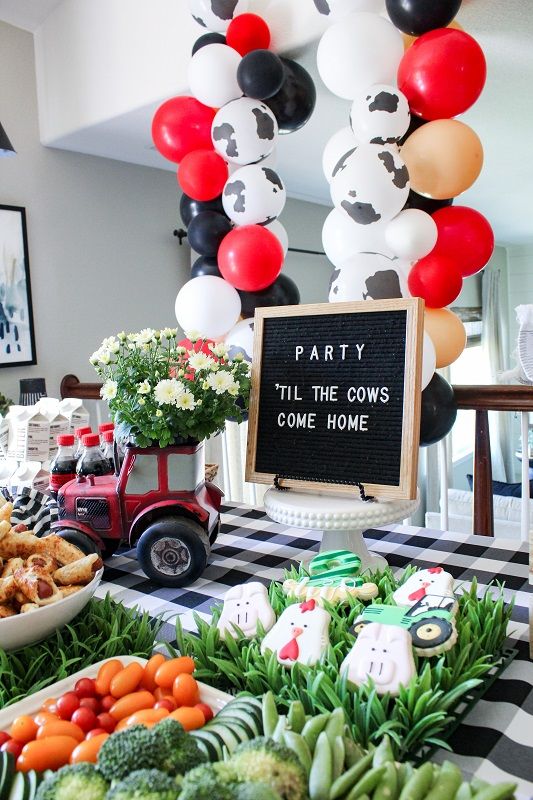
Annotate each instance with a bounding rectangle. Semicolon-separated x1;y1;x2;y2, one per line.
424;308;466;368
402;20;464;50
401;119;483;200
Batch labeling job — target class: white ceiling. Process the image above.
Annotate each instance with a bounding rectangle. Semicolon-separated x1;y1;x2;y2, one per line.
0;0;532;244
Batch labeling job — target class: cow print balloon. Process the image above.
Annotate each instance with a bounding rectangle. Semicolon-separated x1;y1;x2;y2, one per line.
222;164;286;225
212;98;278;166
328;252;412;303
350;84;410;145
187;0;249;33
313;0;383;17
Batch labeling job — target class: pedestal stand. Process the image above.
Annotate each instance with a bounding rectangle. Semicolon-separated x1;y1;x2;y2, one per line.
264;488;419;572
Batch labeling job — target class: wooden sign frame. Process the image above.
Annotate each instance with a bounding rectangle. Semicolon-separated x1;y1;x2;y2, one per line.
245;298;424;500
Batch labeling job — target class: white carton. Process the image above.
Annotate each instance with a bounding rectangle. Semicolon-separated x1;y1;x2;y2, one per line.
7;407;50;462
0;414;9;459
0;458;17;491
11;461;50;494
6;406;30;460
59;398;91;434
37;399;70;459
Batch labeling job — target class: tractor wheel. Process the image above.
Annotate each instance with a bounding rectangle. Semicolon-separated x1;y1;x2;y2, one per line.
54;528;101;556
410;616;453;651
137;516;210;588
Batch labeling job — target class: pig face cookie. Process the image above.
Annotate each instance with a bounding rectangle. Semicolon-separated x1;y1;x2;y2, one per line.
260;599;331;667
340;622;415;695
393;567;455;608
217;582;276;639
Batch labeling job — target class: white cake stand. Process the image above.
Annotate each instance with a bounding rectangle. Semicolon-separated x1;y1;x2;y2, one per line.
264;487;420;572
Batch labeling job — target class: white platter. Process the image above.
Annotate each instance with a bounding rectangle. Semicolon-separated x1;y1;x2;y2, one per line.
0;655;233;729
0;568;102;652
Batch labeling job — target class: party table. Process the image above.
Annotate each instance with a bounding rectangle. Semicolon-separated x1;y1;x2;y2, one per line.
96;502;533;799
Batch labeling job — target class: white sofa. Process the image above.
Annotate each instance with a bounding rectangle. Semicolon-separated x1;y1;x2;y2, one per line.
425;488;532;539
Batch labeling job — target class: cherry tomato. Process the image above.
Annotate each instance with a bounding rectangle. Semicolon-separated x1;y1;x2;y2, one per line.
71;708;98;734
195;702;214;722
36;721;84;742
56;692;80;721
0;732;10;747
109;691;155;721
140;654;166;692
94;659;123;697
79;698;100;714
109;663;144;699
168;706;205;731
69;733;108;764
172;674;199;707
154;699;176;712
10;716;38;744
100;695;115;712
74;678;97;699
17;736;78;772
153;688;174;702
122;708;169;728
85;728;108;740
33;711;59;727
96;713;116;734
40;697;57;713
1;740;23;759
155;657;195;689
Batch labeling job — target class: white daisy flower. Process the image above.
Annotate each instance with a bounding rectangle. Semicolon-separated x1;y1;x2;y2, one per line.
211;342;229;358
99;350;112;365
188;352;213;371
136;328;156;345
137;381;151;395
206;371;234;395
176;391;196;410
138;397;146;406
154;379;184;406
100;380;117;400
185;330;202;342
175;346;187;355
117;331;127;342
155;409;163;417
161;327;175;339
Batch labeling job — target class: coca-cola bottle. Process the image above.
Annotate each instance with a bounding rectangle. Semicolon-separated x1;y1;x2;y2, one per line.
74;426;92;458
49;434;78;499
101;429;116;473
98;422;115;448
76;433;114;477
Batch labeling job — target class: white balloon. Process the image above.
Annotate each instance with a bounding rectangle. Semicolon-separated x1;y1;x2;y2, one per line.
350;84;410;144
225;318;255;362
223;164;286;225
314;0;384;19
330;144;410;227
316;13;404;100
328;252;411;303
322;127;359;183
322;209;393;267
212;98;278;166
385;209;438;261
265;219;289;255
175;276;241;339
188;44;242;108
421;332;437;391
187;0;249;32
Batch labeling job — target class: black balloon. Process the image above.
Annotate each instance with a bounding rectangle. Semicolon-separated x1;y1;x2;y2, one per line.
264;58;316;134
385;0;462;36
237;50;285;100
404;190;453;215
420;374;457;447
192;33;226;55
180;192;225;227
187;211;232;257
239;273;300;318
191;256;222;279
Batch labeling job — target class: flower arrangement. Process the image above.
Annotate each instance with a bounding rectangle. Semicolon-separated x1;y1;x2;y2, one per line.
90;328;251;447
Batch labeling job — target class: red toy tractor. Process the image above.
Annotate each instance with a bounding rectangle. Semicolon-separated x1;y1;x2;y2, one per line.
52;442;222;587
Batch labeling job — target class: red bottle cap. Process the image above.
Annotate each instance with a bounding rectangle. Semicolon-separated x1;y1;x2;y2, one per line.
99;422;115;433
81;433;101;447
75;426;92;439
56;434;75;446
102;430;115;442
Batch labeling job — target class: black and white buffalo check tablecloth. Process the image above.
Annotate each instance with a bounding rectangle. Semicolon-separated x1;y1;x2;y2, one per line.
97;503;533;799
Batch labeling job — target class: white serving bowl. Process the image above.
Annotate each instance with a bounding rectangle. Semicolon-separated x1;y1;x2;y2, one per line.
0;568;103;652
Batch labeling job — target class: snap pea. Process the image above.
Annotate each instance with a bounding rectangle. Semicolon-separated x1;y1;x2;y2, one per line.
471;784;517;800
344;736;365;768
302;713;330;753
283;730;312;775
424;760;463;800
373;735;395;767
288;700;307;734
309;731;333;800
398;762;434;800
262;691;279;738
455;782;473;800
373;761;399;800
325;707;346;749
345;765;386;800
470;779;490;793
332;735;345;782
329;751;375;800
397;763;414;791
272;714;287;742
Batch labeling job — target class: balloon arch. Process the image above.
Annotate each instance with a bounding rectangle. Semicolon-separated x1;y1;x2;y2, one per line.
152;0;494;446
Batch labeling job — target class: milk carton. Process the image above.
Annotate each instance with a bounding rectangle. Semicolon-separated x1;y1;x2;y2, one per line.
0;414;9;459
37;399;70;459
11;461;50;494
0;458;17;491
59;398;91;434
7;406;50;462
6;406;30;460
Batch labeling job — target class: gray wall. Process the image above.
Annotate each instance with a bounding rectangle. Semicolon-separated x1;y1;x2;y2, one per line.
0;21;189;404
279;198;331;304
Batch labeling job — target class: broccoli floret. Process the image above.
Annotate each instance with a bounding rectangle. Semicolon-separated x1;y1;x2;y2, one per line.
229;738;307;800
152;719;206;776
97;725;161;781
106;770;178;800
152;718;186;749
178;763;237;800
234;783;282;800
35;763;109;800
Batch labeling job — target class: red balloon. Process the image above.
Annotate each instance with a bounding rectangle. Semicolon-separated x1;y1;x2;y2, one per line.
226;13;271;56
432;206;494;277
177;150;228;202
408;253;463;308
398;29;487;120
152;96;215;163
218;226;283;291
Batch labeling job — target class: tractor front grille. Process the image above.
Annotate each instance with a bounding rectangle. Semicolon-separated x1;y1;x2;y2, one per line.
75;498;111;530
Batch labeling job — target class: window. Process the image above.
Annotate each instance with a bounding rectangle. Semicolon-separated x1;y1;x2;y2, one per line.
124;454;158;495
448;344;491;462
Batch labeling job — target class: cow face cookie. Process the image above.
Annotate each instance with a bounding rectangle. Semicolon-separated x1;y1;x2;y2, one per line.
217;582;276;639
340;622;415;696
260;599;331;667
393;567;455;608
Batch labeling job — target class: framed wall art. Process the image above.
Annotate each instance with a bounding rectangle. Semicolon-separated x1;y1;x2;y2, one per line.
0;205;36;368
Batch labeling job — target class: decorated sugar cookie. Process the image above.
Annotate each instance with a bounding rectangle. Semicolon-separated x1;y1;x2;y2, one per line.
260;599;330;667
393;567;455;608
340;622;416;696
308;550;362;578
283;549;379;605
217;582;276;639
